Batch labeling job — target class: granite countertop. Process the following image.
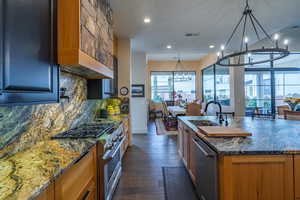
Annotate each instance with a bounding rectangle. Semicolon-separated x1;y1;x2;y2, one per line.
0;114;129;200
179;116;300;155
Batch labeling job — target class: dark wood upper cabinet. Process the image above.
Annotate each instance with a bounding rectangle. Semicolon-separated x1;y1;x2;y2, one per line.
0;0;59;105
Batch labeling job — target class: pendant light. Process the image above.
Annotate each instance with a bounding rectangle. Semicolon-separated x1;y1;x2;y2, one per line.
216;0;290;67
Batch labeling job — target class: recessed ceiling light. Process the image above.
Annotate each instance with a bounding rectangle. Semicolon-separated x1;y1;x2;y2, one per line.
144;17;151;24
209;45;215;49
166;45;172;49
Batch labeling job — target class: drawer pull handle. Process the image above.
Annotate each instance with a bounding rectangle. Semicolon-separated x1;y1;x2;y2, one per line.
82;190;90;200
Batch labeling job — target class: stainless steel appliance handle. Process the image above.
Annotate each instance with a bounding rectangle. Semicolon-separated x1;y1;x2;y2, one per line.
193;138;215;157
102;140;123;163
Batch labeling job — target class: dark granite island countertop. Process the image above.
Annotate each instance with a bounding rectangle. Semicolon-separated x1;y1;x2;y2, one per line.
179;116;300;155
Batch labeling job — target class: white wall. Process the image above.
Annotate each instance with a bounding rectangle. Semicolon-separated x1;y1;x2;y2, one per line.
117;39;131;98
130;51;148;134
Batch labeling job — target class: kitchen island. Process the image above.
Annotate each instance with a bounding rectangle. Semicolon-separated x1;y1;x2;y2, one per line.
178;116;300;200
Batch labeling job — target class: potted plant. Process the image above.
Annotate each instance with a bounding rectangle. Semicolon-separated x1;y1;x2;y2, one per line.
284;97;300;111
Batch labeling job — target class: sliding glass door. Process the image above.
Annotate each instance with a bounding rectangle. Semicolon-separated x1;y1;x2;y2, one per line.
151;72;173;102
245;71;271;115
202;64;230;106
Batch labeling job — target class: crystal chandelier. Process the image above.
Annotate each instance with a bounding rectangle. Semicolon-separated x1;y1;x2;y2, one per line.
216;0;290;67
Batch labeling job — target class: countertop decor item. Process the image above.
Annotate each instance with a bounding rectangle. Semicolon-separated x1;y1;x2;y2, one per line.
284;97;300;111
215;0;289;67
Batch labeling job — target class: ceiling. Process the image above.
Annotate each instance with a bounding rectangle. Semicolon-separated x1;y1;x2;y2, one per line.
110;0;300;61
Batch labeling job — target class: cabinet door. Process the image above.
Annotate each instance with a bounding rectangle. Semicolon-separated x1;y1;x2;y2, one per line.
177;122;184;157
295;155;300;200
219;155;294;200
0;0;59;105
189;133;197;184
182;128;190;168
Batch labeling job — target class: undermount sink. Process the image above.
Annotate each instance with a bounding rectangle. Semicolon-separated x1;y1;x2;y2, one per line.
188;120;219;127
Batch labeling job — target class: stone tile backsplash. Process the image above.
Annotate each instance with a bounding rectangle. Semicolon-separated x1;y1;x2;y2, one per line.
80;0;113;69
0;72;101;158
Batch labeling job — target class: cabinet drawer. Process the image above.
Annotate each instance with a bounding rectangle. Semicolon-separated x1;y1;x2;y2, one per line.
78;179;96;200
35;183;54;200
55;147;96;200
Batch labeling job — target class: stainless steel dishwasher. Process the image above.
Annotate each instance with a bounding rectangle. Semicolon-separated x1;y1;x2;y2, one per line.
191;134;218;200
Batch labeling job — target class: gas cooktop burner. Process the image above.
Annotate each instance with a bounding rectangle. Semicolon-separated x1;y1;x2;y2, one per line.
52;122;115;139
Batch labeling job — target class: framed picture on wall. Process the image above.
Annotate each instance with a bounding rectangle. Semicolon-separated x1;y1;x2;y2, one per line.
131;84;145;97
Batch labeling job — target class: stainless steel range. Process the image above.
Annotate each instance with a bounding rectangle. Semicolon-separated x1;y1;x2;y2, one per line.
52;122;124;200
52;122;116;139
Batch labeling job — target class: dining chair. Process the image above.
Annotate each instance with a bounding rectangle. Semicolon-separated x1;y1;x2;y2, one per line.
186;102;203;116
161;101;178;130
277;105;290;117
284;110;300;121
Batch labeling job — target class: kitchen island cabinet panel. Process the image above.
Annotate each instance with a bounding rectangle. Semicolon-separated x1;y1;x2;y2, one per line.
182;127;190;168
177;122;184;158
219;155;294;200
295;155;300;200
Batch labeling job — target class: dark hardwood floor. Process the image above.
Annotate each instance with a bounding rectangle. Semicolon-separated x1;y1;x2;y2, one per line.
112;121;183;200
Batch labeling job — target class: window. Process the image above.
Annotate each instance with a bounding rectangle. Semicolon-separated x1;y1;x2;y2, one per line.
202;66;215;102
174;72;196;102
151;71;196;102
245;71;271;115
202;64;230;106
215;66;230;106
245;53;300;115
151;72;173;102
275;71;300;106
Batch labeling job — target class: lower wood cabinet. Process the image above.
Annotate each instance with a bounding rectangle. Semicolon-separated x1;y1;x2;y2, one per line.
295;155;300;200
36;183;55;200
219;155;294;200
55;146;97;200
177;122;184;158
179;122;298;200
182;127;190;168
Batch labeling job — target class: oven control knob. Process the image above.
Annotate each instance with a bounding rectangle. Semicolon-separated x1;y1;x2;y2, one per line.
118;136;124;141
105;143;114;150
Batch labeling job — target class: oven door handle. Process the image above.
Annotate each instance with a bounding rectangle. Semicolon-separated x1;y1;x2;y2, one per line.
193;138;215;157
102;143;121;163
